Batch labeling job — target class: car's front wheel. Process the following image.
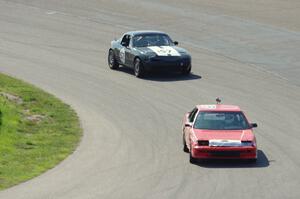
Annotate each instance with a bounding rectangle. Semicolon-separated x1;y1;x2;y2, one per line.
182;64;191;75
108;49;119;70
189;151;197;164
183;136;189;153
134;58;144;78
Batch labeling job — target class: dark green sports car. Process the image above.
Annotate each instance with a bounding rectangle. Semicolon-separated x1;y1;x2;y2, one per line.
108;30;192;78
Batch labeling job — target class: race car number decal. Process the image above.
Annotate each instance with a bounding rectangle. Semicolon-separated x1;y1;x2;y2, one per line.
148;46;180;56
119;47;125;63
209;140;242;147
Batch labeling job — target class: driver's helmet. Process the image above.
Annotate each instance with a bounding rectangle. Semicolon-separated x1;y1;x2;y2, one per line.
148;35;158;45
224;114;234;124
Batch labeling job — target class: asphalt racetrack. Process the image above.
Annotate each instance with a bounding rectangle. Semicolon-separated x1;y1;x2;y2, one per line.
0;0;300;198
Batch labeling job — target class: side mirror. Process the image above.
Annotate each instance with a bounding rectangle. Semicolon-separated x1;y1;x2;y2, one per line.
251;123;258;128
185;122;192;127
121;41;128;46
174;41;179;46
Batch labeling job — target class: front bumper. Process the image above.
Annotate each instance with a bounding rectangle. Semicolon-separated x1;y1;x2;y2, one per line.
191;146;257;160
143;57;191;72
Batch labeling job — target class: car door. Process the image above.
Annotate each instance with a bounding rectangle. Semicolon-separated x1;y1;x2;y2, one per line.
117;34;134;67
126;38;136;68
112;38;123;64
184;108;198;149
117;34;130;66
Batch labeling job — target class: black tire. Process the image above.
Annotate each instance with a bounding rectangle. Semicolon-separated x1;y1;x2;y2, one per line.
183;137;189;153
247;158;257;163
182;64;191;75
108;49;119;70
189;152;197;164
134;58;144;78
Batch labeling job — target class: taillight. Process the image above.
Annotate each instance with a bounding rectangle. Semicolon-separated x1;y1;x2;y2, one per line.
198;140;209;146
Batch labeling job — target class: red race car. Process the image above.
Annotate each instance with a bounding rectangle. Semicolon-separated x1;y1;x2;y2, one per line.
182;100;258;163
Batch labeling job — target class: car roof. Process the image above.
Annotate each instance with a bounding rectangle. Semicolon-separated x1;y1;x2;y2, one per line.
125;30;168;36
196;104;241;112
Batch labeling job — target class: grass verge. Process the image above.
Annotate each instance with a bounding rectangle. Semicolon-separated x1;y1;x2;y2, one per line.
0;73;82;190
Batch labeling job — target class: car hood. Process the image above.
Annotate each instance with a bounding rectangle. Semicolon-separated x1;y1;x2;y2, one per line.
134;46;188;56
193;129;254;141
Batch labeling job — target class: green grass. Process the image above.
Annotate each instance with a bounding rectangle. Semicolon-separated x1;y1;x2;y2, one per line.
0;73;82;190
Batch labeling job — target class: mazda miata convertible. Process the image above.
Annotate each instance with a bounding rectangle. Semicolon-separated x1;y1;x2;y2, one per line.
108;30;192;77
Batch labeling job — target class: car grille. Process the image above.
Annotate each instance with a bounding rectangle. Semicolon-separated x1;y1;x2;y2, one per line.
210;151;241;157
152;56;181;61
150;57;190;68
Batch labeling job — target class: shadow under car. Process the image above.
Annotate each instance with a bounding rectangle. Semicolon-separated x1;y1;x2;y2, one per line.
117;66;202;82
190;150;270;168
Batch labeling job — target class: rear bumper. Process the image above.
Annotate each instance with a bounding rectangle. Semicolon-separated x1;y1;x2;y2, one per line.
191;146;257;159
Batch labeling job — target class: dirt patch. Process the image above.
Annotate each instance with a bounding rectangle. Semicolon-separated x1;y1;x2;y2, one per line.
26;114;45;123
0;92;23;104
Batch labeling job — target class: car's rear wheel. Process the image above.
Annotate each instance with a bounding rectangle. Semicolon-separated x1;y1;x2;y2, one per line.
134;58;144;78
108;49;119;70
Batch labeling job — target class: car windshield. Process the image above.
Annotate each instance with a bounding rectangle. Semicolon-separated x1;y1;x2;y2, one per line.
132;34;173;47
194;111;251;130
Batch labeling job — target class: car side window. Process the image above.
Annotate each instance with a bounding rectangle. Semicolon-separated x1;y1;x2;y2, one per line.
188;108;198;123
121;35;131;47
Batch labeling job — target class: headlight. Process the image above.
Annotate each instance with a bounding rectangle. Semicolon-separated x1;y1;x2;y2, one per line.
144;54;156;61
241;141;253;146
148;54;156;59
198;140;209;146
179;51;190;56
